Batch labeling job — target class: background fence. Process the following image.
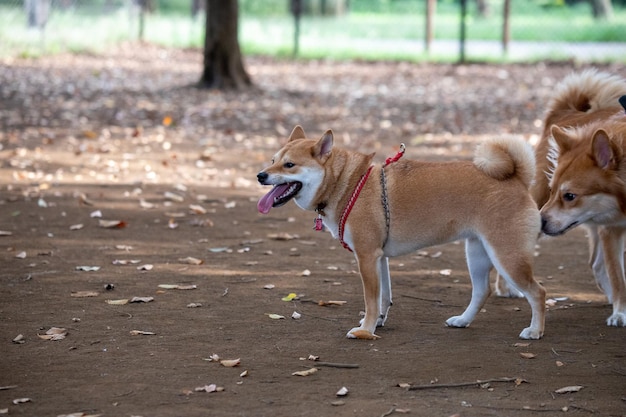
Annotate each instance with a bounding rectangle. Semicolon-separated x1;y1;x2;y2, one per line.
0;0;625;62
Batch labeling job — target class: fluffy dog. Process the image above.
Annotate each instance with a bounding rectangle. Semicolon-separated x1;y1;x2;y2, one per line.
534;69;626;326
257;126;545;339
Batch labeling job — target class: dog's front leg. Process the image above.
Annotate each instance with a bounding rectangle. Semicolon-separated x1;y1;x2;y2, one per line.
347;250;383;339
378;256;392;326
587;225;614;302
598;226;626;326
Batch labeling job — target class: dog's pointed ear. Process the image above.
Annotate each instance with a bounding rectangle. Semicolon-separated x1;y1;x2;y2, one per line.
550;125;573;153
313;130;334;163
288;125;307;142
592;129;620;169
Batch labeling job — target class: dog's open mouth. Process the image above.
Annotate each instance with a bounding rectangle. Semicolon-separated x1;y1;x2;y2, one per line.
257;182;302;214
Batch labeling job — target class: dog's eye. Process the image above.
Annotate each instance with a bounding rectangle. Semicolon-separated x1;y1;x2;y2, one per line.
563;192;577;202
284;162;295;168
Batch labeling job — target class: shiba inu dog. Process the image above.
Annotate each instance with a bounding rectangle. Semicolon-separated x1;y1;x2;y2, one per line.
534;69;626;326
257;126;545;340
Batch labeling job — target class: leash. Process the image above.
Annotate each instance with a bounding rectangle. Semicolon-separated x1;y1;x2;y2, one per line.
380;144;405;248
313;144;406;253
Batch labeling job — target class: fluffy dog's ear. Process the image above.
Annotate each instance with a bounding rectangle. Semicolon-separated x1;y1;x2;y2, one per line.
313;130;334;163
550;125;573;153
592;129;620;169
288;125;307;142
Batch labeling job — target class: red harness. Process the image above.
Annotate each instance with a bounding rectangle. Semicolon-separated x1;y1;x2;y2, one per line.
338;165;374;252
330;144;406;252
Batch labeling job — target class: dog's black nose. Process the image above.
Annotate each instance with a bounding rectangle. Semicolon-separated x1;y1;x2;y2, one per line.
257;172;268;184
540;217;547;231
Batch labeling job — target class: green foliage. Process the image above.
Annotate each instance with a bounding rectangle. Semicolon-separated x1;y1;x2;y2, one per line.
0;0;625;62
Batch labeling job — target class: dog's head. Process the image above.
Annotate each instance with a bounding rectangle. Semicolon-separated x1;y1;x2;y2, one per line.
256;125;334;213
540;124;626;235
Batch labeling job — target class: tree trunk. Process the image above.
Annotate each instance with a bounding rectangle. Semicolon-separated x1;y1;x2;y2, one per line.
199;0;252;90
590;0;613;19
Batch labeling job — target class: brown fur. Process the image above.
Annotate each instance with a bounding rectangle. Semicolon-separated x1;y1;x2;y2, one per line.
532;69;626;326
257;126;545;339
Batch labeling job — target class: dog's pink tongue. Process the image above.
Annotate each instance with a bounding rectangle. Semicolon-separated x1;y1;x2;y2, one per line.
257;184;290;214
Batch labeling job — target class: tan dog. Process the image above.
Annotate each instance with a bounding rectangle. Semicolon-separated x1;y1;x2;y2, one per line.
257;126;545;339
534;69;626;326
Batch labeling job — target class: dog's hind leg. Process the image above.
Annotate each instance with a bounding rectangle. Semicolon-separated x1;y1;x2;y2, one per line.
446;238;492;329
493;249;545;339
597;226;626;327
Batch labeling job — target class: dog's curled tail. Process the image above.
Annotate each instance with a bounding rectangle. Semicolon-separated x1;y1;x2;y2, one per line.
473;137;536;189
548;68;626;114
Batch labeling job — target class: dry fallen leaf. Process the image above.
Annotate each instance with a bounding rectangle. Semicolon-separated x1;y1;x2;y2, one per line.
12;398;31;405
129;330;156;336
268;232;298;241
105;299;129;305
220;358;241;367
136;264;153;271
178;257;203;265
164;191;184;202
75;266;100;272
112;259;141;265
71;291;99;298
69;223;84;231
292;368;318;377
98;219;126;229
159;284;197;290
129;296;154;303
139;199;156;209
38;327;67;341
189;204;207;214
555;385;583;394
336;386;349;396
318;300;347;306
519;352;536;359
195;384;224;393
0;230;13;236
267;314;285;320
282;293;298;301
14;251;26;259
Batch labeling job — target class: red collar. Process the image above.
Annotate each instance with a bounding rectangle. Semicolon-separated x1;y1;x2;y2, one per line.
338;165;374;252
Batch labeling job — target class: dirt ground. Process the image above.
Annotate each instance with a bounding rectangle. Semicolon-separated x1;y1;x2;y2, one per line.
1;45;625;417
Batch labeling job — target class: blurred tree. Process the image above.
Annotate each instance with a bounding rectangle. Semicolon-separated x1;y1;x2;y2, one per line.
590;0;613;19
199;0;252;89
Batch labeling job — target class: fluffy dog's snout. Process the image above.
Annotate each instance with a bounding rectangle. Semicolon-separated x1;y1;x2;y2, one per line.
257;171;268;184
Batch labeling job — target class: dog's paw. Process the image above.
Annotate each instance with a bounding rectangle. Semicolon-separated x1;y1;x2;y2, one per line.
606;312;626;327
445;316;470;328
359;315;387;328
518;327;543;340
346;328;380;340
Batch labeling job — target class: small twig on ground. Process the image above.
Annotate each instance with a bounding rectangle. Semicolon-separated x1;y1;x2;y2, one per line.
401;294;442;303
221;287;228;297
408;377;526;391
315;362;359;369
